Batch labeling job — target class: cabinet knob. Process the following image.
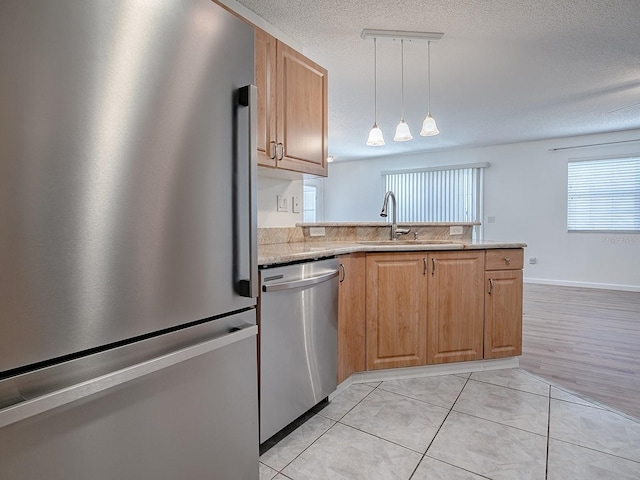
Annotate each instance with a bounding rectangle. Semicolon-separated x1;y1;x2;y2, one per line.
504;257;511;265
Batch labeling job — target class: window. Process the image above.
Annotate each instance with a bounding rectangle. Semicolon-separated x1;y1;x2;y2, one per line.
567;157;640;232
381;163;488;238
303;179;323;223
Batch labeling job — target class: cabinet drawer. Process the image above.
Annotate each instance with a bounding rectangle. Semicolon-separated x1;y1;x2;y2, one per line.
485;249;523;270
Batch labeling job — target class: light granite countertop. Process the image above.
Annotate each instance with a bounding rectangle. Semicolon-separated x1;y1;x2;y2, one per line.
258;240;527;266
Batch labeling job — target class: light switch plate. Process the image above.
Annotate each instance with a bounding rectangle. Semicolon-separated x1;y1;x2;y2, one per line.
277;195;288;212
450;225;464;235
292;196;301;213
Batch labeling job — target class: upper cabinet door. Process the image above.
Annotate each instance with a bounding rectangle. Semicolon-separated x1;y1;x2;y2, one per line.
255;28;277;167
276;42;328;176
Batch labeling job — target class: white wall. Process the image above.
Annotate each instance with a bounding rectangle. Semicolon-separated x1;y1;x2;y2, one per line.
257;174;303;227
323;129;640;290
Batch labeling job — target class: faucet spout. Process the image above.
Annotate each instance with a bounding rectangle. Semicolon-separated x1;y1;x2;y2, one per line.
380;191;410;240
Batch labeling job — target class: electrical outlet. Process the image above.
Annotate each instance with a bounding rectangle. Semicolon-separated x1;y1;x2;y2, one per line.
450;225;464;235
309;227;326;237
529;257;537;264
292;196;301;213
277;195;288;212
487;216;496;224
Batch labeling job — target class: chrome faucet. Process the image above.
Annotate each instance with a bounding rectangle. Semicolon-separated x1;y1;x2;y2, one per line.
380;191;411;240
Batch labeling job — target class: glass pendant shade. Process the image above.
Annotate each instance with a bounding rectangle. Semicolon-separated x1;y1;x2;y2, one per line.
393;119;413;141
366;123;385;146
367;38;384;147
420;114;439;136
420;40;440;137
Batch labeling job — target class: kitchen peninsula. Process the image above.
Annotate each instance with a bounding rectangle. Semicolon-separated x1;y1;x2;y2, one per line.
258;223;526;384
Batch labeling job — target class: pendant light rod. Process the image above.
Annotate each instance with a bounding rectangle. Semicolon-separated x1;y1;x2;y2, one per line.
427;41;432;115
400;39;405;119
394;39;412;141
361;29;443;42
374;37;378;123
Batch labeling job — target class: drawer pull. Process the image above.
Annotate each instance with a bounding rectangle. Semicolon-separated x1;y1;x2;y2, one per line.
504;257;511;265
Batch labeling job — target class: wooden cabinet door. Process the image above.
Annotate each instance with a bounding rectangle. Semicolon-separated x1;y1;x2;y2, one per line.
427;251;485;364
255;28;277;167
366;253;427;370
276;42;328;176
337;253;366;383
484;269;523;359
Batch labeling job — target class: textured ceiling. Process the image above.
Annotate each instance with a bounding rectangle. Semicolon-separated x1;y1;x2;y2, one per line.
236;0;640;161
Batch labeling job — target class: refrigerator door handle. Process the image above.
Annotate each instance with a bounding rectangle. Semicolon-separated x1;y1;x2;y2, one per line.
0;325;258;429
236;85;258;298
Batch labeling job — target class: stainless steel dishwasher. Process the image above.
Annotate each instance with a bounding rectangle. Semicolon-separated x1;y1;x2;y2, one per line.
259;257;339;443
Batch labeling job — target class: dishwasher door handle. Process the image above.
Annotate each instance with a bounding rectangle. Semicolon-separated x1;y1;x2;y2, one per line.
262;269;339;293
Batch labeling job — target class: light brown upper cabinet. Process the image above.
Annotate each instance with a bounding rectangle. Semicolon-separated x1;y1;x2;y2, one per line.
255;29;328;176
484;249;524;359
427;251;485;364
365;253;428;370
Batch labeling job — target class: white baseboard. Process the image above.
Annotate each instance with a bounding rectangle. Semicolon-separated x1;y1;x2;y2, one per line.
524;277;640;292
332;357;520;398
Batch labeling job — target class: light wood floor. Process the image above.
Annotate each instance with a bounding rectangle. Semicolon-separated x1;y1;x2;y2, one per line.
520;283;640;419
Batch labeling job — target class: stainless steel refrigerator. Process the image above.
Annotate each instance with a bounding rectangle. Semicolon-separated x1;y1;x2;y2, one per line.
0;1;259;478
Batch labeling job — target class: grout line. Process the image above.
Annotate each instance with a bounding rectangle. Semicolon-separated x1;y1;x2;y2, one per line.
545;384;551;479
272;417;336;473
550;437;640;465
408;375;473;479
269;382;384;474
334;420;426;455
466;376;549;398
447;409;548;438
543;379;640;424
317;382;379;422
421;455;493;480
374;385;462;411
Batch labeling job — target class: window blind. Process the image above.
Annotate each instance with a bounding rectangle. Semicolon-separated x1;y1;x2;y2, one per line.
567;157;640;232
381;164;486;224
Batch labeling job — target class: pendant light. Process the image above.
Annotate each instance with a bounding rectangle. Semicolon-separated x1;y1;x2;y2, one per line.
394;39;413;141
420;40;440;136
366;37;385;146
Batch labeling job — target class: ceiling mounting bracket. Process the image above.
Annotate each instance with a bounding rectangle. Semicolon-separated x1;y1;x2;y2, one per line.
361;29;444;42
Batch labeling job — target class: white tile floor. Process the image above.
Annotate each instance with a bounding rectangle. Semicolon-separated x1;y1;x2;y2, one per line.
259;368;640;480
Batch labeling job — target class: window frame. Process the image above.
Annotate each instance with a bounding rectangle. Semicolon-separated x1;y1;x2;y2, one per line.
567;155;640;233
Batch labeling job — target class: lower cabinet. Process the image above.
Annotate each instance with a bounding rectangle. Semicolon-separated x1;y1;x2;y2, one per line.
365;253;427;370
337;253;366;383
336;248;524;380
427;251;485;364
484;268;523;359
